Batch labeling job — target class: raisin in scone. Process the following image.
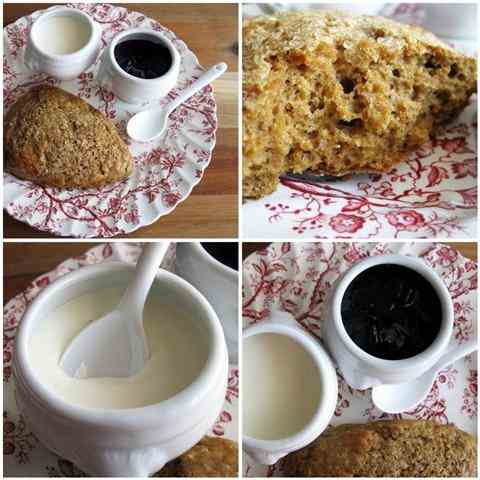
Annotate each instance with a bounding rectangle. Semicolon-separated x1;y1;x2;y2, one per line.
280;420;477;477
243;11;477;199
4;85;133;189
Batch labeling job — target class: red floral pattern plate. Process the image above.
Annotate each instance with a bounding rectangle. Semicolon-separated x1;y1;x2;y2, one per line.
242;6;477;240
242;242;477;476
4;4;218;237
3;243;238;476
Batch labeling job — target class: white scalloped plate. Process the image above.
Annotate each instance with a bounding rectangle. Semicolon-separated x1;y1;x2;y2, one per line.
3;4;218;237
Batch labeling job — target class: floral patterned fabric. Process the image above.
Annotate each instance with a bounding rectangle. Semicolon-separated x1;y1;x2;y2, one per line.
3;243;238;476
242;242;477;477
4;4;218;237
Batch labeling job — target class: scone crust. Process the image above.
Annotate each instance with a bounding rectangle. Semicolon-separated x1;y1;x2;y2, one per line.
4;85;133;188
156;436;238;477
243;11;477;198
280;419;477;477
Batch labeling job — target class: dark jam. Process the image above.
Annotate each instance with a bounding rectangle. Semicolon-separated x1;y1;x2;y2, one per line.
201;243;238;271
114;39;172;79
341;264;442;360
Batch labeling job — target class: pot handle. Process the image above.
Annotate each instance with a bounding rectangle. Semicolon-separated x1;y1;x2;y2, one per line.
92;20;102;44
244;445;287;466
96;49;114;89
24;44;40;72
76;448;167;477
265;309;299;327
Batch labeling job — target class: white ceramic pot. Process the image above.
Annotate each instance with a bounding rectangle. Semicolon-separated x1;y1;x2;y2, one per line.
24;7;101;80
421;4;477;41
13;262;228;477
175;243;238;363
97;28;181;104
323;254;454;390
242;319;337;465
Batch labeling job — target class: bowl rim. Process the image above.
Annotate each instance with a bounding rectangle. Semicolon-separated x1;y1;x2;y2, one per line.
331;254;454;371
29;7;98;60
242;322;338;453
106;27;181;84
192;242;238;276
14;262;226;431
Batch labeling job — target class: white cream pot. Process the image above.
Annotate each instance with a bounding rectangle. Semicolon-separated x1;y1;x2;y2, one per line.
13;262;228;476
175;242;238;363
242;318;337;465
24;7;101;80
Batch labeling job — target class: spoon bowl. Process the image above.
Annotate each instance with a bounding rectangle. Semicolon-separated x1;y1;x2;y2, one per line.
60;242;169;378
127;109;170;144
372;341;477;413
127;62;227;142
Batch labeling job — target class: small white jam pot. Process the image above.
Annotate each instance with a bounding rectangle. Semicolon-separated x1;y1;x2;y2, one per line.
323;254;454;390
24;7;101;80
175;243;238;363
243;319;338;465
97;28;181;104
13;262;228;477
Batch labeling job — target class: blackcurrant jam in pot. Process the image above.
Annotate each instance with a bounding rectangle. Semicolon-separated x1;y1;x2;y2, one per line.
114;39;172;79
201;243;238;271
341;264;442;360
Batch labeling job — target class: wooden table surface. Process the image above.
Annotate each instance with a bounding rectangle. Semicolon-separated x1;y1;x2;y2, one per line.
3;3;238;239
4;242;476;304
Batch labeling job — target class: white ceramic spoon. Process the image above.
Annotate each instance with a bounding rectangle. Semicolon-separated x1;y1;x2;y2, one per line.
127;62;228;142
372;341;477;413
60;242;170;378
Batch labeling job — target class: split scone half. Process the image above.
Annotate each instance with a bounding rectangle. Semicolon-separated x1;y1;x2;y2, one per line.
243;11;477;199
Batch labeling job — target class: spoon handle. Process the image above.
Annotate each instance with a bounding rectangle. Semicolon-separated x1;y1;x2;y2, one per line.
119;242;170;315
437;341;477;369
168;62;227;113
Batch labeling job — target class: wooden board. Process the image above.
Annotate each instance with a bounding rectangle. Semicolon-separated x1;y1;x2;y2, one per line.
3;3;238;238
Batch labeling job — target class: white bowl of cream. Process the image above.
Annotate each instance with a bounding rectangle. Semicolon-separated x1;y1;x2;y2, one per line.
242;319;337;465
24;7;101;80
13;261;228;476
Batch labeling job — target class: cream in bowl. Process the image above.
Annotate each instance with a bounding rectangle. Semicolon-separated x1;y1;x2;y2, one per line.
34;14;92;55
244;333;320;440
24;7;101;80
242;320;337;465
13;262;228;476
324;254;454;390
97;28;181;104
29;286;207;409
